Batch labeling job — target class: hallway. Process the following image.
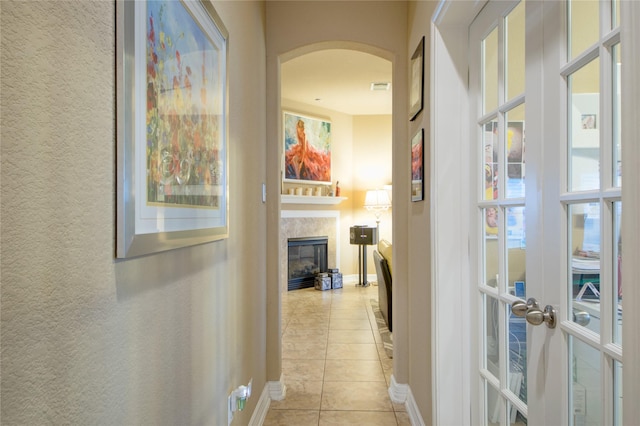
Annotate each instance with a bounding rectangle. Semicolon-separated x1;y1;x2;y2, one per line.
264;283;409;425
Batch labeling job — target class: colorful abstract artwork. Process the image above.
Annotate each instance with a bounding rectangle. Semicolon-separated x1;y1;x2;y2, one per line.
283;112;332;184
411;128;424;202
146;1;224;208
116;0;228;258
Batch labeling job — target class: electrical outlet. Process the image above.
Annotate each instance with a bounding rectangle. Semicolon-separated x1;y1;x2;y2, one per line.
228;378;253;425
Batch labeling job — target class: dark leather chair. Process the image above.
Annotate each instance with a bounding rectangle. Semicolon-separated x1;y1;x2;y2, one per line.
373;250;392;332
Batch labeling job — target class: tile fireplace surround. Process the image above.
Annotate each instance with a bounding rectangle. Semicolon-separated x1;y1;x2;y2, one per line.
280;210;340;293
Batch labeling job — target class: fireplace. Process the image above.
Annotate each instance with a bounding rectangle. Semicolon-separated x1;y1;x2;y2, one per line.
287;236;328;291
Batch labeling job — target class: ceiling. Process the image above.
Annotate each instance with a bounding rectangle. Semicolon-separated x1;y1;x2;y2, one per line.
280;49;393;116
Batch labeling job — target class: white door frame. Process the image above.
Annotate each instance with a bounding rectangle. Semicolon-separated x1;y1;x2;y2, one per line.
430;1;640;425
430;2;483;425
620;1;640;424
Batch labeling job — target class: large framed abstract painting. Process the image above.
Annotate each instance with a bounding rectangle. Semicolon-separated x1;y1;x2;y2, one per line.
116;0;229;258
283;111;332;185
411;128;424;202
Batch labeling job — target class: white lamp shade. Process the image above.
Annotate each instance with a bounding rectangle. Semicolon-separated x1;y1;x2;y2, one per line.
364;189;391;209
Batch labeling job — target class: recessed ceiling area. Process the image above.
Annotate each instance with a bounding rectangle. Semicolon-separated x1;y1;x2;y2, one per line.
281;49;392;116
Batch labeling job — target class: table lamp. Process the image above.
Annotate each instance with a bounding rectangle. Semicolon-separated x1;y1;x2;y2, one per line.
364;189;392;242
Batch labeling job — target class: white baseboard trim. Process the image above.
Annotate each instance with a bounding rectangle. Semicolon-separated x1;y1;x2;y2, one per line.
405;386;426;426
248;385;271;426
389;374;409;403
343;274;377;285
267;375;286;401
249;376;286;426
389;375;425;426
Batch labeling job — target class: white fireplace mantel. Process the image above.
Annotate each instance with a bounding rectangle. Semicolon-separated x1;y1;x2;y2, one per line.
281;195;347;205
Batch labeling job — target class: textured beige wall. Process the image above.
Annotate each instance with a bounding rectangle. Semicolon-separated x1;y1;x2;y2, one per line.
1;1;267;424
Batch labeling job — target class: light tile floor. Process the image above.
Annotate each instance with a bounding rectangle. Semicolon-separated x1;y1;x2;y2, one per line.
264;283;409;426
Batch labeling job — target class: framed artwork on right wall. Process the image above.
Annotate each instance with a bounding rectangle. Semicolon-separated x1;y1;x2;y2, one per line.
411;128;424;202
409;36;425;121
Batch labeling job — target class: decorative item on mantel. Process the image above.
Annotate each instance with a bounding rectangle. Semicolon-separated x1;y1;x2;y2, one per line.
335;180;341;197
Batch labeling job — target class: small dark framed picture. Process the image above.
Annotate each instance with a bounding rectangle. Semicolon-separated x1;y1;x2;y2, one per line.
409;36;424;121
411;128;424;202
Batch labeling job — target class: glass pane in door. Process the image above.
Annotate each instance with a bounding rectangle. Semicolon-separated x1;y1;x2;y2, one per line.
569;203;601;333
570;337;602;426
612;44;621;187
613;201;622;344
613;360;623;425
484;207;499;288
484;120;499;201
569;59;600;192
612;0;621;28
506;104;525;199
485;379;501;426
507;206;526;291
505;0;525;101
484;27;499;114
485;295;500;372
568;0;599;61
507;304;526;405
507;401;527;425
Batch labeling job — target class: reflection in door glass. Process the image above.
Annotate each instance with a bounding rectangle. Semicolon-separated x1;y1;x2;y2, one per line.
483;27;499;114
505;104;526;199
570;337;602;426
484;208;499;287
507;206;526;294
568;203;601;334
569;59;600;192
484;120;499;200
485;379;501;426
613;202;622;344
612;44;622;187
507;401;527;426
568;0;599;61
485;295;500;374
507;304;527;407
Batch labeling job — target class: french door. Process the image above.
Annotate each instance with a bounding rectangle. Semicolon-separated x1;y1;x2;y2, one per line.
469;1;624;424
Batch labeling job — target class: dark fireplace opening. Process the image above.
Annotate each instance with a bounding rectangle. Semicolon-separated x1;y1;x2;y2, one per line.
288;236;328;291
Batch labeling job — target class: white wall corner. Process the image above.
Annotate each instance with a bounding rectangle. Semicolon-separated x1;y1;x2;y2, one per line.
267;375;286;401
248;384;271;426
